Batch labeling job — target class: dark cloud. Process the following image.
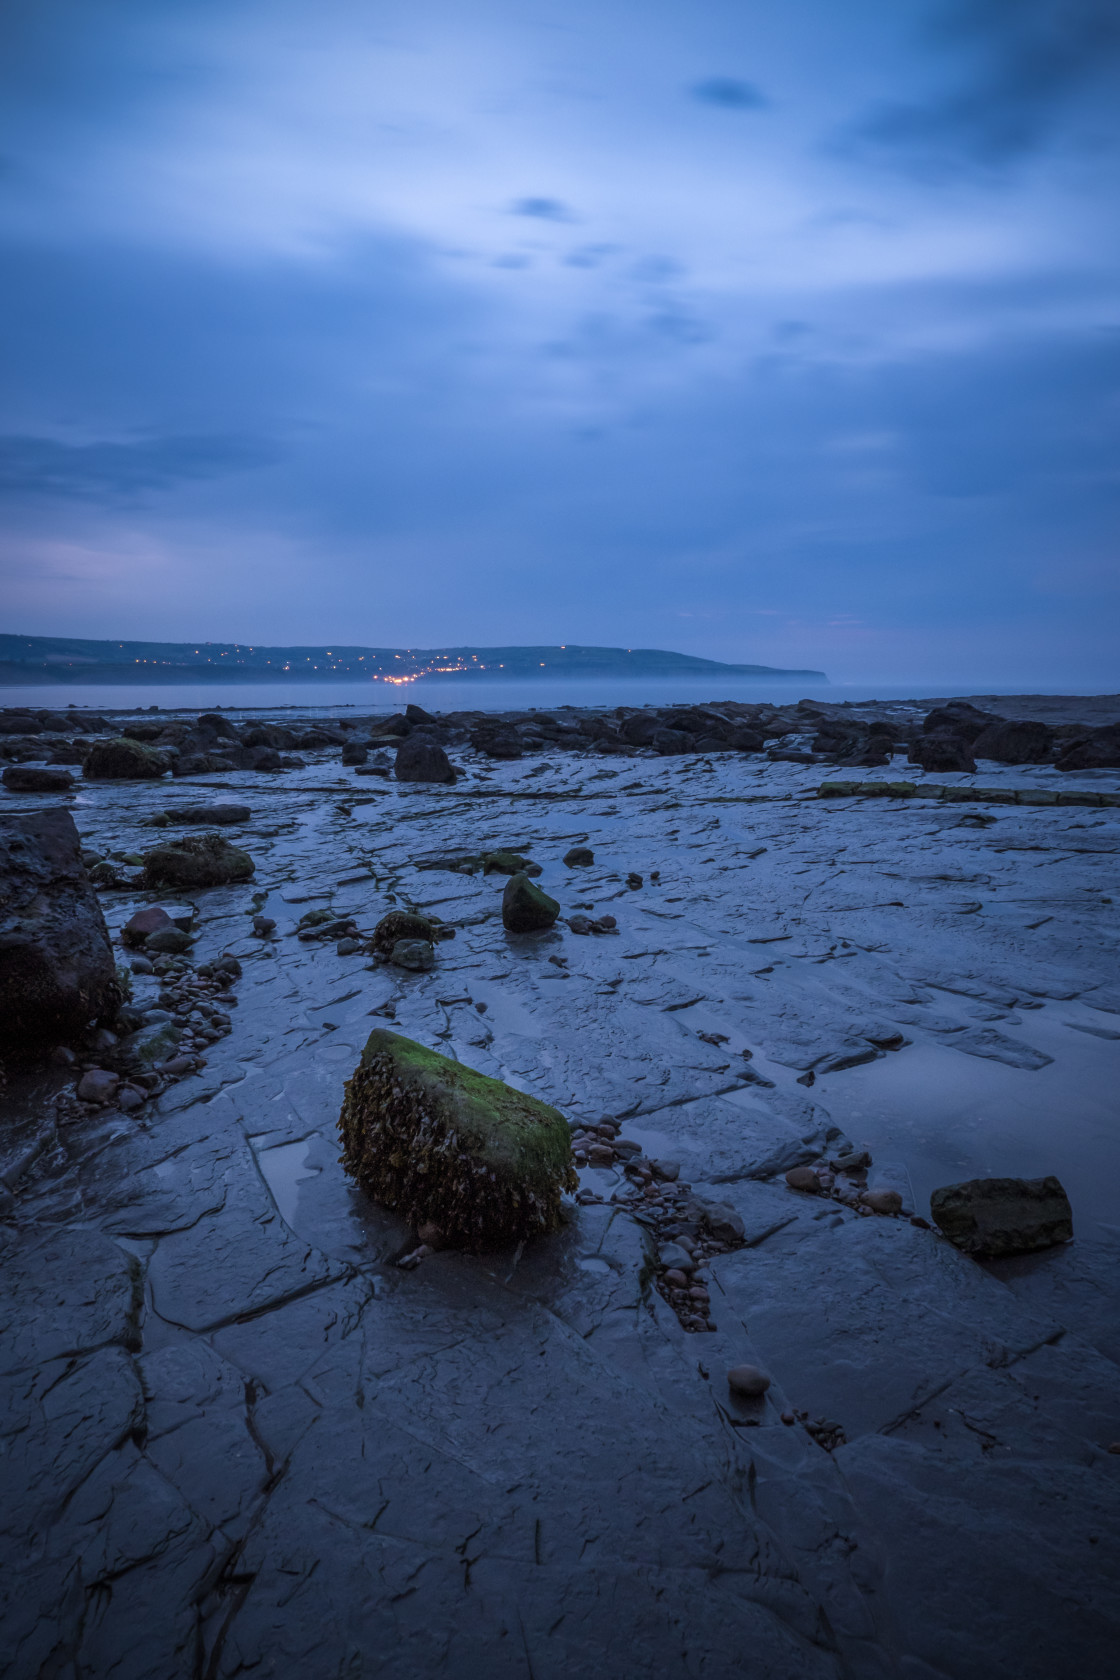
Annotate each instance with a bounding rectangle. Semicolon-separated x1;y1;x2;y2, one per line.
690;77;766;110
509;196;574;221
848;0;1120;170
0;434;278;501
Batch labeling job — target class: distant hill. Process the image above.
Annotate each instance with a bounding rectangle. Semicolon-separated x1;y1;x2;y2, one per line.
0;636;826;685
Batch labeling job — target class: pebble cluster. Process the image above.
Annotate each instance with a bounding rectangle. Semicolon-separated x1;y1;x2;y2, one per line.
569;1118;745;1333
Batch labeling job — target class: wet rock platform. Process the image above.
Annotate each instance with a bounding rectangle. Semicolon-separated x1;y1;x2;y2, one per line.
3;713;1120;1678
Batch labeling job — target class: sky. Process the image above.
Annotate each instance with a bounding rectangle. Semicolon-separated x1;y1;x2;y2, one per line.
1;0;1118;685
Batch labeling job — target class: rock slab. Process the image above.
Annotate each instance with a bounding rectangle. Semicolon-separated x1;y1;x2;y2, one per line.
338;1028;578;1248
930;1175;1073;1257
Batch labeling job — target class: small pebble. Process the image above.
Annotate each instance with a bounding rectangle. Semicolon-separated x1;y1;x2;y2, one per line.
663;1268;690;1289
781;1411;796;1426
860;1189;903;1216
728;1365;772;1398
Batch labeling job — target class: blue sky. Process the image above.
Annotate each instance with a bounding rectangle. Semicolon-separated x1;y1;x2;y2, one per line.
1;0;1118;683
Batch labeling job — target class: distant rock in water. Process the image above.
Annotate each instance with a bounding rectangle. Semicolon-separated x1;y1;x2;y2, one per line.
930;1175;1073;1257
338;1028;578;1248
0;807;119;1056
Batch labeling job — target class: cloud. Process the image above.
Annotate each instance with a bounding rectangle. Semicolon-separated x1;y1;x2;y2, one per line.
690;77;767;111
847;0;1120;171
509;197;574;222
0;434;278;501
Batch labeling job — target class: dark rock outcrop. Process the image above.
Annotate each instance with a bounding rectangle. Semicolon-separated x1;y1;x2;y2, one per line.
908;735;977;774
0;807;119;1056
921;703;995;743
84;737;169;780
3;765;75;792
338;1028;577;1248
1055;723;1120;772
930;1175;1073;1257
395;736;455;783
971;718;1053;764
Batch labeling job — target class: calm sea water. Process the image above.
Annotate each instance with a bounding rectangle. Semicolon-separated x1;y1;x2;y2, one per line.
0;677;1109;716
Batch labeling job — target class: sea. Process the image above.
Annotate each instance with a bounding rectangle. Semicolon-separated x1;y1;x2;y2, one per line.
0;677;1110;717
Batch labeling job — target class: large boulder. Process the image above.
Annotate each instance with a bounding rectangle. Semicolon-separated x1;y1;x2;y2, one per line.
142;832;254;889
971;718;1053;764
930;1175;1073;1257
338;1028;578;1248
502;872;560;932
84;737;169;780
0;808;120;1055
372;910;436;955
395;736;455;783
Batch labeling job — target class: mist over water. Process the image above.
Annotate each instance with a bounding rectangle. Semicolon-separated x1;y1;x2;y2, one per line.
2;676;1112;716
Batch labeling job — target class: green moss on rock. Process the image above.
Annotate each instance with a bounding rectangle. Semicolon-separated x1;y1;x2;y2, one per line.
338;1028;578;1249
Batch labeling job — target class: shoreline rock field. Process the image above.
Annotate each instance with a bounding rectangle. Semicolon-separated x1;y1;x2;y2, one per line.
2;690;1119;1678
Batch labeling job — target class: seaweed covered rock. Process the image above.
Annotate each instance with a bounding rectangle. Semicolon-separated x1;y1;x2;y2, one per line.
502;872;560;932
930;1175;1073;1257
3;765;76;792
0;807;120;1056
338;1029;578;1248
372;909;436;955
482;850;540;876
84;737;169;780
142;832;254;889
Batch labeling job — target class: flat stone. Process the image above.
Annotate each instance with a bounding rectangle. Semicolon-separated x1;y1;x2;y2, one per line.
930;1175;1074;1257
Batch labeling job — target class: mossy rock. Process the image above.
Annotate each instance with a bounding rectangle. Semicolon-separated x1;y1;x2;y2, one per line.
142;832;254;889
338;1029;578;1249
502;872;560;933
372;909;435;955
84;737;169;780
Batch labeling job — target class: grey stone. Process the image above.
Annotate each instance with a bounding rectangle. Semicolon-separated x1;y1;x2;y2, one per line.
395;736;455;783
930;1176;1074;1258
390;939;435;971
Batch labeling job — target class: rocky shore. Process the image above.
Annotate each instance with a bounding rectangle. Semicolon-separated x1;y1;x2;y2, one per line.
2;691;1119;1679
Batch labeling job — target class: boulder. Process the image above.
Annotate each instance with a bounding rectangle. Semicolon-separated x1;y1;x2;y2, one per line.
921;703;994;743
172;753;234;777
3;765;75;792
173;803;251;825
0;808;120;1056
908;734;977;774
121;906;173;946
652;729;691;755
727;1365;771;1398
502;872;560;933
405;703;438;726
618;713;660;747
142;833;254;889
563;846;595;867
395;736;456;783
338;1028;578;1248
372;910;436;955
341;741;368;766
930;1175;1073;1257
242;724;298;750
84;737;169;780
971;718;1053;764
1055;724;1120;772
238;745;284;772
197;711;239;740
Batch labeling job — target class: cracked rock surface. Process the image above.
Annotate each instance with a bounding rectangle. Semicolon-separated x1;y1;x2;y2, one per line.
2;704;1119;1678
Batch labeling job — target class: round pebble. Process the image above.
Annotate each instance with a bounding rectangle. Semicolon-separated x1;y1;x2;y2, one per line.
727;1364;772;1398
663;1268;690;1289
785;1166;821;1194
860;1189;903;1216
